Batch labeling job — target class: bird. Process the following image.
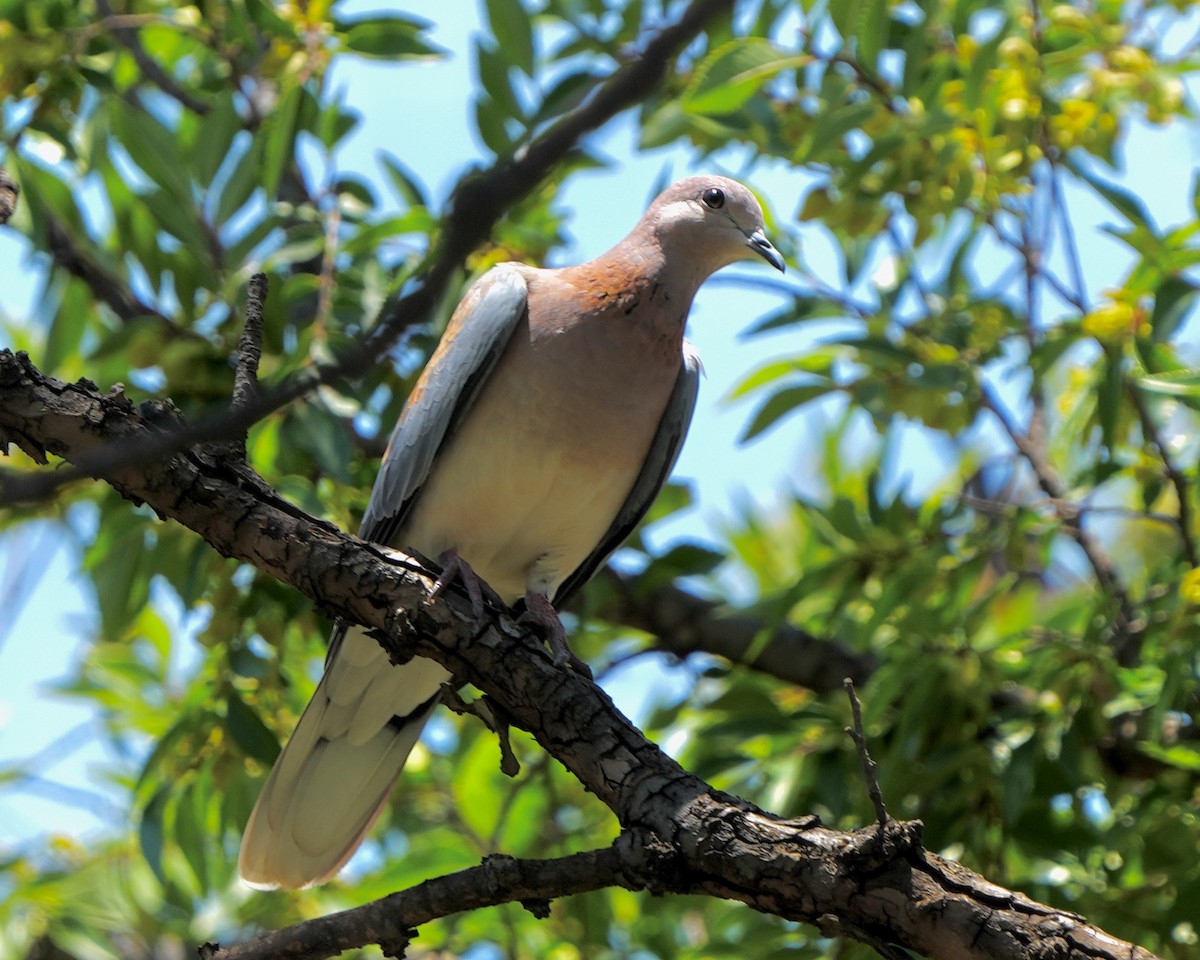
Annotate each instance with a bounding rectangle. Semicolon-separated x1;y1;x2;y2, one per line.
238;175;785;888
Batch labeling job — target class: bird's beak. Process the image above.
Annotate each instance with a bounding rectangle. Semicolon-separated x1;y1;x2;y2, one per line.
746;229;785;272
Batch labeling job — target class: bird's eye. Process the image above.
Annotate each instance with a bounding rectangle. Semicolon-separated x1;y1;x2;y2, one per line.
702;187;725;209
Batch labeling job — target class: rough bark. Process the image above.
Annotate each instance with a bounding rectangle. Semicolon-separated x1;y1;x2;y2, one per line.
0;349;1159;960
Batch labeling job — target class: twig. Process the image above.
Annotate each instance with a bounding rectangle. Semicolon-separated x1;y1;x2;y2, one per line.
42;214;181;330
94;0;211;115
1129;385;1199;568
313;202;342;340
205;845;630;960
977;380;1142;659
0;168;17;225
231;274;267;415
211;273;268;461
843;679;888;828
441;683;521;777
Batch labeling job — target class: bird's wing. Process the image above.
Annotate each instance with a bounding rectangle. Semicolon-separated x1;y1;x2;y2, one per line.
552;342;703;606
360;265;528;546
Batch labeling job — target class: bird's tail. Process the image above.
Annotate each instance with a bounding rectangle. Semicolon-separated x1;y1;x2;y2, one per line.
238;625;451;889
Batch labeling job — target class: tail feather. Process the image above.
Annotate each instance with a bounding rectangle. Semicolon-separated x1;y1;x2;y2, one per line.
238;626;451;889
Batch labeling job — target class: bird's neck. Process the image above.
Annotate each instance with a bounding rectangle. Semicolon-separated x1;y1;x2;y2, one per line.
587;224;712;309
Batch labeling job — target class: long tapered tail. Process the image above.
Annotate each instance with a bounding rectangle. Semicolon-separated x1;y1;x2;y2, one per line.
238;625;451;889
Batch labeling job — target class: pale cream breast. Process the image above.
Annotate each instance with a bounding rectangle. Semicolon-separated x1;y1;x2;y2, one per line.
398;272;685;603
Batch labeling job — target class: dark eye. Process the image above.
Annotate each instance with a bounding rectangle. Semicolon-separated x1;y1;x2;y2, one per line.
702;187;725;209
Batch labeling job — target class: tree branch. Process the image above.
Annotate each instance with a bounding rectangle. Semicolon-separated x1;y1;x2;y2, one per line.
977;380;1143;660
590;566;876;693
0;349;1159;960
205;844;634;960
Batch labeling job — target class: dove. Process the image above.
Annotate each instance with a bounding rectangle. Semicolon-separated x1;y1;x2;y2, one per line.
238;175;784;888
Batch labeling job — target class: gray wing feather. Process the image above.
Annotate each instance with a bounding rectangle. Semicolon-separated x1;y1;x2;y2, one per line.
360;266;528;545
552;342;703;607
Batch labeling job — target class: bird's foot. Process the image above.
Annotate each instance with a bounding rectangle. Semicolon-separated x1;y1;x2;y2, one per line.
430;549;502;620
520;591;592;679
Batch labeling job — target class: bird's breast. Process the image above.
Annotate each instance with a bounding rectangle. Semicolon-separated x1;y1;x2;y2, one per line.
398;302;684;604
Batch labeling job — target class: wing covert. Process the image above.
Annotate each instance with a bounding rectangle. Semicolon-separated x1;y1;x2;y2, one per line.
360;266;528;545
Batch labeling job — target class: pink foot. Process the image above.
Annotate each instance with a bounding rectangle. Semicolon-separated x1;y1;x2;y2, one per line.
521;591;592;678
430;549;502;619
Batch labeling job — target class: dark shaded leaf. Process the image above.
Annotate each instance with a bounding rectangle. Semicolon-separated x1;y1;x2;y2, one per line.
485;0;535;75
226;692;281;764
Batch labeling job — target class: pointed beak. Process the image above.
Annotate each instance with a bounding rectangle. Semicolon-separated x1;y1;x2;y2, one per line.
746;229;785;272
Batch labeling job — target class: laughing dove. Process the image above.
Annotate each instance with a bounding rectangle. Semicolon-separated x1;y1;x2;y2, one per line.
238;175;784;888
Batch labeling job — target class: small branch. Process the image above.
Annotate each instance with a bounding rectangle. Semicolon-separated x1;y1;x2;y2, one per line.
0;168;18;225
977;380;1142;660
1129;385;1199;568
209;273;268;462
42;214;181;330
441;683;521;777
313;201;342;339
231;274;267;415
843;679;888;828
94;0;211;115
206;844;632;960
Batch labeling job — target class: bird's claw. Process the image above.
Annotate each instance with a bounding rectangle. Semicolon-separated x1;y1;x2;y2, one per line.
430;549;501;620
520;592;592;679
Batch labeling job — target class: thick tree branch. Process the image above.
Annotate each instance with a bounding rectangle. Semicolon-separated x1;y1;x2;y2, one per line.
0;349;1159;960
591;566;876;692
0;0;734;508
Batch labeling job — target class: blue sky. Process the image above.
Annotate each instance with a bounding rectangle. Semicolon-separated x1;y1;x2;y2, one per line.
1;0;1198;860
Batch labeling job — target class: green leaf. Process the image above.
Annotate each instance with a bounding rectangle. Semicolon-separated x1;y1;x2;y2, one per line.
1148;275;1198;343
139;785;170;883
741;383;837;441
485;0;535;76
475;39;521;120
684;38;808;116
474;94;513;155
225;692;281;764
828;0;864;41
1137;367;1200;397
643;480;693;527
1140;742;1200;772
728;355;835;400
338;15;444;59
174;778;210;890
857;0;889;67
262;84;302;199
378;151;429;208
43;276;92;375
453;727;506;841
649;543;726;579
141;186;209;252
189;94;241;185
741;298;826;336
109;100;192;203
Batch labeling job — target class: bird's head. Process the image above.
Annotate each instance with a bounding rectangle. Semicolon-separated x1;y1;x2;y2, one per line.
645;175;785;275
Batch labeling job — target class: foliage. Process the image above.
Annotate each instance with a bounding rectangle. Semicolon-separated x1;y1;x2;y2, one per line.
2;0;1199;957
